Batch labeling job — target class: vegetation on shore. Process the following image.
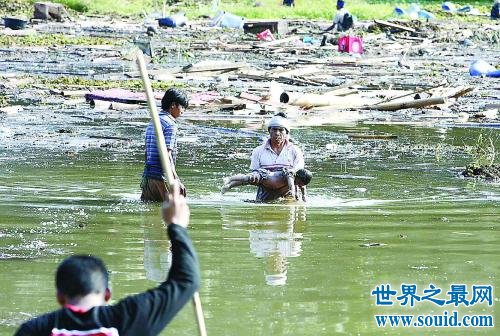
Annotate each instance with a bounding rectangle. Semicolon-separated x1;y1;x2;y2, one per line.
0;0;494;21
21;75;185;91
0;34;124;47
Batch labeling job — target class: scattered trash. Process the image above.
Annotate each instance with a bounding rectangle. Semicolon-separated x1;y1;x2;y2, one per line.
394;3;435;20
302;36;317;45
85;88;163;105
220;12;245;29
189;91;221;106
469;60;500;78
256;29;275;41
459;38;474;46
360;242;387;248
442;1;457;12
157;14;187;28
211;10;245;29
441;2;481;15
338;35;363;54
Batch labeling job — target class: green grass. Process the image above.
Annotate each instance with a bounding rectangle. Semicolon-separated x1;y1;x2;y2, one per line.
184;0;492;21
0;34;124;46
0;0;494;21
21;75;185;90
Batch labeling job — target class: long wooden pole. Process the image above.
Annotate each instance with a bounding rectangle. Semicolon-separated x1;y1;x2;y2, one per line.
136;52;208;336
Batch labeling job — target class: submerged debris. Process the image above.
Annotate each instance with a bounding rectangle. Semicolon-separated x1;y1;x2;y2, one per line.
462;164;500;180
360;242;387;248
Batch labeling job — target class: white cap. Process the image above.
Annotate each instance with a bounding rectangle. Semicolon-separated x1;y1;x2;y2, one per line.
267;114;291;133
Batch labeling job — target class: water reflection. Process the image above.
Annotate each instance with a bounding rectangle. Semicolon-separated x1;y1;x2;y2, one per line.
142;208;171;282
222;204;307;286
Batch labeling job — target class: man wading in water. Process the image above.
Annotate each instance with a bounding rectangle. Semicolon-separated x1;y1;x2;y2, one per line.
141;88;188;202
249;113;308;202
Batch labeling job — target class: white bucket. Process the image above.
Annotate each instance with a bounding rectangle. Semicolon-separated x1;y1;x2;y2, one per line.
219;12;245;29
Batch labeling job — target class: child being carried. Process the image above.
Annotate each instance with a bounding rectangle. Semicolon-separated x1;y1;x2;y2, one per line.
221;168;312;201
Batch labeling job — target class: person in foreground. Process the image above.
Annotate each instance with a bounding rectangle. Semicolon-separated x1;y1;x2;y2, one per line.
249;113;307;202
141;88;189;202
221;167;312;201
15;182;199;336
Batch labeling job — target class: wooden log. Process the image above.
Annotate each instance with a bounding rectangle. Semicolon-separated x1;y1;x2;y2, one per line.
394;35;426;42
374;19;416;33
368;97;447;111
282;92;374;108
323;87;359;97
446;86;475;99
181;62;247;73
377;82;446;104
277;76;322;86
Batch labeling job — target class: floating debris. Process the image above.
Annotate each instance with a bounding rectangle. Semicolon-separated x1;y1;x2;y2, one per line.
359;242;387;248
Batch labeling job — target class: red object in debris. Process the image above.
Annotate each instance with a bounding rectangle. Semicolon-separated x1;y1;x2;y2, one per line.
257;29;275;41
338;36;363;54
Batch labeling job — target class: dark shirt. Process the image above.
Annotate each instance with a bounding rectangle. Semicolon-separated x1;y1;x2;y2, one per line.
15;224;199;336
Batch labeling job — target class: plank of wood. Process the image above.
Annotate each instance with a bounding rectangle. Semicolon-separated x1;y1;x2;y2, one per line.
239;92;262;102
181;62;247;73
374;19;416;33
368;97;447;111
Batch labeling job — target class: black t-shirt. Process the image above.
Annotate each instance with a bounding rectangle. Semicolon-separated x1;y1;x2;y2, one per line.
15;224;199;336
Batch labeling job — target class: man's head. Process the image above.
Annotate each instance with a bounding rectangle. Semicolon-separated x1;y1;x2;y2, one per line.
161;88;189;119
267;112;291;146
294;168;312;186
267;112;290;134
56;255;110;304
337;0;345;10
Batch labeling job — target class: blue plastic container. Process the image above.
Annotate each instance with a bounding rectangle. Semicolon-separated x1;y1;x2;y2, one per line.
469;60;500;78
157;15;186;28
394;7;407;16
3;17;27;30
219;12;244;29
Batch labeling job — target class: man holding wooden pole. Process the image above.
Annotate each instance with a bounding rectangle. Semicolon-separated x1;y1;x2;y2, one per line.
140;88;189;202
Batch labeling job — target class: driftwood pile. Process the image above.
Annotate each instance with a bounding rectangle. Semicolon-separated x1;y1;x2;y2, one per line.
1;15;498;128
